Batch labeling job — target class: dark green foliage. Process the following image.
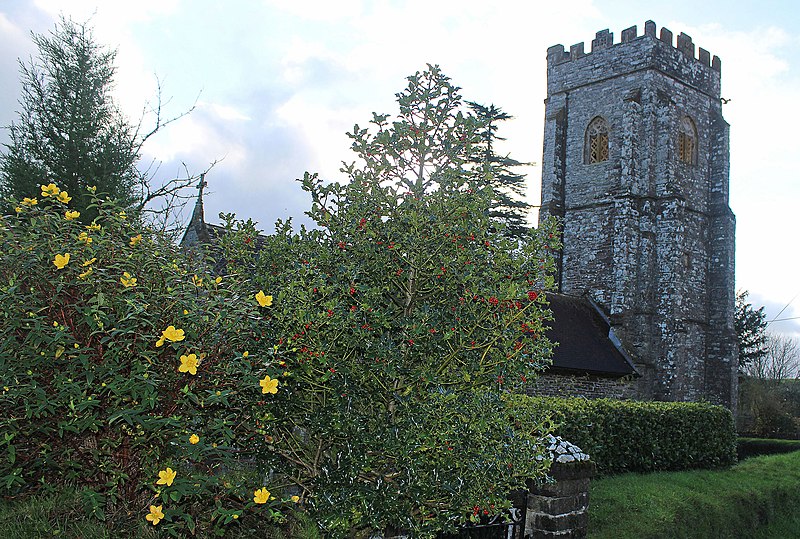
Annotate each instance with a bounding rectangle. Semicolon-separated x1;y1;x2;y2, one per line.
737;437;800;460
589;452;800;539
738;377;800;439
0;17;139;222
221;66;558;537
735;290;769;368
509;395;737;475
467;102;531;236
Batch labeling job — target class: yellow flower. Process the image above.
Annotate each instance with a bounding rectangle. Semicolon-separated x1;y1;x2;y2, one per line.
155;326;185;348
156;467;176;486
56;191;72;203
120;272;137;288
146;505;164;525
15;207;22;213
260;375;279;395
87;185;97;193
41;183;60;197
242;351;249;358
183;309;189;315
189;434;200;445
192;275;203;287
79;268;93;279
215;276;222;284
253;487;271;504
22;197;38;206
178;353;199;375
118;211;127;219
86;223;101;231
65;210;80;220
82;257;97;267
290;495;300;503
255;290;273;307
77;232;93;244
232;514;239;519
129;234;143;246
53;253;70;270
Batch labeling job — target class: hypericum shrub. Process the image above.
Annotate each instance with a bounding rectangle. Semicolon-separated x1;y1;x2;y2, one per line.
0;186;295;535
219;65;560;537
509;395;737;475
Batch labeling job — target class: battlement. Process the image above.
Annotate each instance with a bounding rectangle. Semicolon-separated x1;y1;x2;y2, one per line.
547;20;721;72
546;20;721;98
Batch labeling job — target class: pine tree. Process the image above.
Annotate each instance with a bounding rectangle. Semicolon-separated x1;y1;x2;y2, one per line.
0;16;140;222
468;102;532;236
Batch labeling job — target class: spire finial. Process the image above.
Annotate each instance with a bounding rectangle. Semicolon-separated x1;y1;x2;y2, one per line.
190;173;207;228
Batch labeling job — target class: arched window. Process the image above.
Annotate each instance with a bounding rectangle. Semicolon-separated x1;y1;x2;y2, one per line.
585;116;609;164
678;116;697;165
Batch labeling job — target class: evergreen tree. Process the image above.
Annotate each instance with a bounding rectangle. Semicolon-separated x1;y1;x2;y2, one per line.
736;290;769;368
0;16;140;222
467;102;532;236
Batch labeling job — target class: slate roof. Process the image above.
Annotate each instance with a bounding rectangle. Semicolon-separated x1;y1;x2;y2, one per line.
544;293;638;377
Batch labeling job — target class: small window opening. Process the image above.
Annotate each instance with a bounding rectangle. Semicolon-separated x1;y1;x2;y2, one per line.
585;116;609;164
678;116;698;165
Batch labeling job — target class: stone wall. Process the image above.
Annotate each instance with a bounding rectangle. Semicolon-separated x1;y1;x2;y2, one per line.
528;372;637;400
539;20;737;408
527;461;596;539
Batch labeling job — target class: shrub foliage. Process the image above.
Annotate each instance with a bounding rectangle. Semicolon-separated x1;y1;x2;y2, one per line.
219;65;558;536
510;395;737;475
0;65;558;537
0;187;298;535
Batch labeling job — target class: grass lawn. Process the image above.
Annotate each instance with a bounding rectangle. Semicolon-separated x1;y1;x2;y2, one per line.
0;489;318;538
588;451;800;539
0;490;121;539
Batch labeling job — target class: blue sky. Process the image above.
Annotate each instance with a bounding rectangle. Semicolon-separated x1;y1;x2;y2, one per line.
1;0;799;337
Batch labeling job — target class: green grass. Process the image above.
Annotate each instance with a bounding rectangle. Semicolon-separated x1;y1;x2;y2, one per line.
0;490;120;539
0;489;320;538
588;451;800;539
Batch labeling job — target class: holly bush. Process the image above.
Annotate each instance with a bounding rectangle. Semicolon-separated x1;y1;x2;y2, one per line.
0;186;296;535
0;65;559;538
220;65;559;537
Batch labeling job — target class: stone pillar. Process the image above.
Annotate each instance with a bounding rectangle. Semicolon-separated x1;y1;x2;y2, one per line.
526;461;596;538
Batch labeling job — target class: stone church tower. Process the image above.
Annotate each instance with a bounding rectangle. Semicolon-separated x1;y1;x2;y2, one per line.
539;21;738;408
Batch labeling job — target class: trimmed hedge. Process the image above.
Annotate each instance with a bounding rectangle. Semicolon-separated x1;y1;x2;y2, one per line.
508;395;737;475
738;437;800;460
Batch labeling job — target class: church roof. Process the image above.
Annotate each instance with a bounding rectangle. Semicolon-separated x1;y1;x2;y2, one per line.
544;293;638;377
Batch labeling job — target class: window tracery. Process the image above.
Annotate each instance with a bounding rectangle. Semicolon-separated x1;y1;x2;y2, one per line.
585;116;609;164
678;116;697;165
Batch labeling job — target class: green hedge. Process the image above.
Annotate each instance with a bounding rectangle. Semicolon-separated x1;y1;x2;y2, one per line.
738;437;800;460
508;395;737;475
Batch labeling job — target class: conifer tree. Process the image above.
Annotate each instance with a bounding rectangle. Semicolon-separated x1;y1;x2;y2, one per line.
736;290;769;368
468;102;532;236
0;17;139;221
0;16;201;230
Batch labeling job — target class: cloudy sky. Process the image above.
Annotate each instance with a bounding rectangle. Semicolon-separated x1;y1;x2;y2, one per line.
1;0;799;337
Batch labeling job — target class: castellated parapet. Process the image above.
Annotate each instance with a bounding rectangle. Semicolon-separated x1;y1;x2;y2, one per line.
546;22;721;98
539;21;738;409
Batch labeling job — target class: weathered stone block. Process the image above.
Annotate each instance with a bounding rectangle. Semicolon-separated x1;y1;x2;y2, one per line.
528;492;588;515
529;510;589;532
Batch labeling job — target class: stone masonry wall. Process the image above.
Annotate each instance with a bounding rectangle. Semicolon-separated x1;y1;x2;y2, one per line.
528;373;637;400
539;21;737;408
